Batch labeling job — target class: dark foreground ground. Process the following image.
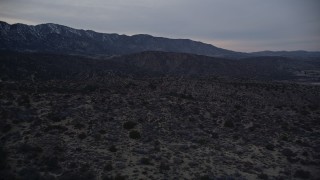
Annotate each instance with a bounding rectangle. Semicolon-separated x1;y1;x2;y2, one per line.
0;77;319;180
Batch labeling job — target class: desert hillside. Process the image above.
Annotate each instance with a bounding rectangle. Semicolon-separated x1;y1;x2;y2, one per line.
1;75;319;179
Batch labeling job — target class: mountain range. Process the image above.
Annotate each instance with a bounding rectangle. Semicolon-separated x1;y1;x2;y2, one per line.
1;21;320;83
1;21;320;59
0;21;243;59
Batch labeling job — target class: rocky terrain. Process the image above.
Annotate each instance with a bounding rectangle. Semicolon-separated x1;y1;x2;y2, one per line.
0;75;319;180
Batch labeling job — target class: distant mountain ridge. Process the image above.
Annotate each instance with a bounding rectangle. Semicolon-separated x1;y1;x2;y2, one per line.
1;51;319;82
0;21;245;58
1;21;319;59
251;51;320;59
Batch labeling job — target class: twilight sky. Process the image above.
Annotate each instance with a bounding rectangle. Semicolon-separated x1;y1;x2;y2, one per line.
0;0;319;52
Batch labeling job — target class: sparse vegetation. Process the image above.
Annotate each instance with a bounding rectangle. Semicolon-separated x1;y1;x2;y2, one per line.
0;73;319;179
224;120;234;128
17;94;30;107
114;174;126;180
74;123;86;129
1;123;12;133
159;162;170;171
43;156;61;171
18;144;43;158
257;173;269;180
104;163;113;172
59;171;96;180
109;145;117;152
129;130;141;139
140;157;152;165
294;169;310;179
0;146;7;170
78;133;87;140
123;121;137;130
265;144;275;151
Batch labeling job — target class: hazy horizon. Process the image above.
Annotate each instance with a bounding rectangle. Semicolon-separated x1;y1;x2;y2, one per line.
1;0;319;52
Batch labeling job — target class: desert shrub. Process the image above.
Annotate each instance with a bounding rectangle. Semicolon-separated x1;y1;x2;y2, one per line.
167;92;194;100
148;83;156;90
199;175;213;180
59;171;96;180
0;110;9;119
257;173;269;180
123;121;137;130
5;92;14;100
159;162;170;171
114;174;126;180
308;104;319;111
74;123;85;129
233;134;240;140
211;132;219;139
43;156;61;171
17;95;30;107
125;82;137;88
53;145;65;154
82;85;98;92
93;134;101;141
78;133;87;140
102;176;113;180
41;174;56;180
192;108;200;115
79;163;90;172
197;139;209;146
103;163;113;172
0;146;7;170
300;110;310;115
282;148;296;157
67;162;78;169
249;124;261;132
44;125;68;133
109;145;117;153
154;140;161;151
280;134;289;141
19;168;42;180
18;144;40;153
129;130;141;139
47;112;62;122
140;158;152;165
1;123;12;133
128;100;134;106
234;104;242;110
0;170;16;180
294;169;310;179
265;144;275;151
189;118;196;122
174;92;194;100
300;125;312;132
302;151;309;157
99;129;107;134
224;120;234;128
18;144;43;158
